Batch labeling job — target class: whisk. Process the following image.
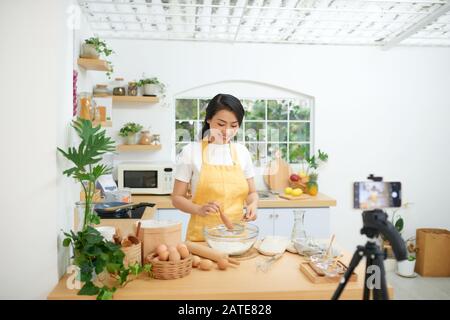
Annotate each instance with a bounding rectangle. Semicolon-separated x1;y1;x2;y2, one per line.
256;253;283;272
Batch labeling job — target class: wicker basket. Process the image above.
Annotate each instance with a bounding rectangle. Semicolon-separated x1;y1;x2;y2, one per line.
289;180;307;192
121;242;142;268
145;253;192;280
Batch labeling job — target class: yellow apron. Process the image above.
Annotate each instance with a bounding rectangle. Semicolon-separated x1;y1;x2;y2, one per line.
186;139;249;241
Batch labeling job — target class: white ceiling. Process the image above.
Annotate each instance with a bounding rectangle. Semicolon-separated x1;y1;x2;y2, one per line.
78;0;450;48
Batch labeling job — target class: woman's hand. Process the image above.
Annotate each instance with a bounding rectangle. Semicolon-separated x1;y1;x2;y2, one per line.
243;202;257;222
195;201;220;217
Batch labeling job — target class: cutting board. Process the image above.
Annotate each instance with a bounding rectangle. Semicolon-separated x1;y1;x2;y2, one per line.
279;193;312;200
263;151;291;192
300;261;358;284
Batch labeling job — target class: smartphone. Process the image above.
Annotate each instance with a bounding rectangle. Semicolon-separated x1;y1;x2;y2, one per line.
353;181;401;210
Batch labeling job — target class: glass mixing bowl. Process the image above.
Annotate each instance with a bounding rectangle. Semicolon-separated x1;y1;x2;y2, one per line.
203;223;259;256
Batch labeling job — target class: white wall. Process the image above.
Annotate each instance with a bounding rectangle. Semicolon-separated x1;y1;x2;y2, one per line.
90;39;450;251
0;0;74;299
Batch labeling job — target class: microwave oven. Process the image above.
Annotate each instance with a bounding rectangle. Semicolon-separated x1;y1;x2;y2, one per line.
117;162;175;195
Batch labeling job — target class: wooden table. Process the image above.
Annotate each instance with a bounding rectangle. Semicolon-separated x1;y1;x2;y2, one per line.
48;247;390;300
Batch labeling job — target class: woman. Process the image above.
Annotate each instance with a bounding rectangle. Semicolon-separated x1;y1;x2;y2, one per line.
171;93;259;241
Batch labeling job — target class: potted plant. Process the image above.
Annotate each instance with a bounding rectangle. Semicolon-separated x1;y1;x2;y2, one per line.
288;146;328;196
80;37;115;79
57;118;152;299
119;122;143;145
137;76;166;96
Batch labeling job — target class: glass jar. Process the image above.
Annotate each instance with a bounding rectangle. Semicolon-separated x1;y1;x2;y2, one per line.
112;77;126;96
139;130;152;145
128;81;138;96
93;84;109;97
291;209;308;241
78;92;94;120
151;134;161;145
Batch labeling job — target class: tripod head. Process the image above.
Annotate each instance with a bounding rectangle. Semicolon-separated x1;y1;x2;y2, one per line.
361;209;407;262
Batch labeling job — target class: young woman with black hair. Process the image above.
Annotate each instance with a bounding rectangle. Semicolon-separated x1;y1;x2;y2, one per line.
171;93;259;241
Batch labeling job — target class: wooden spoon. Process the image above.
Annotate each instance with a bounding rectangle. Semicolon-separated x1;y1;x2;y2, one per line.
325;234;336;259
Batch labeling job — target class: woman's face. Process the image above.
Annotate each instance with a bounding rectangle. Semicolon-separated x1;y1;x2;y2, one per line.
207;109;240;144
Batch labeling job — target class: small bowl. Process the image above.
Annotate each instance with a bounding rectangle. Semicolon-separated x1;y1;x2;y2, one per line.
293;238;324;257
204;223;259;256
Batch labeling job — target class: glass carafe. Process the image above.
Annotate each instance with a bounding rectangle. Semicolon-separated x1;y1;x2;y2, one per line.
291;209;308;241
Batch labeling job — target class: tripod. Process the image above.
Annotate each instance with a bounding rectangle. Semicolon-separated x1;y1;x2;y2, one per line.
332;209;406;300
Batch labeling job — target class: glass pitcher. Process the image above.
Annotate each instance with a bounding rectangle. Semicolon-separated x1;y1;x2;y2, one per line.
291;209;308;241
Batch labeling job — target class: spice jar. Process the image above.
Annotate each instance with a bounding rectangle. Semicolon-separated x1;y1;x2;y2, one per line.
112;77;126;96
93;84;109;97
139;130;152;145
78;92;94;120
128;81;138;96
151;134;161;145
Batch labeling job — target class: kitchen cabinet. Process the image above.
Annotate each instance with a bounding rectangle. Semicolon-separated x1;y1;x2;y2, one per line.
254;208;331;239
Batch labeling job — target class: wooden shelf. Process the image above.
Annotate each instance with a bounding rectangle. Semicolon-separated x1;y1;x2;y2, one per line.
116;144;162;152
92;120;112;127
77;58;111;72
112;96;159;104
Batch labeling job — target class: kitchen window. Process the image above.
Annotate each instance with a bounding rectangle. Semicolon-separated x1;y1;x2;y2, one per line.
175;97;313;165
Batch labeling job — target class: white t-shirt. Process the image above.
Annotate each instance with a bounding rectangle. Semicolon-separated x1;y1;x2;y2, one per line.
175;142;255;197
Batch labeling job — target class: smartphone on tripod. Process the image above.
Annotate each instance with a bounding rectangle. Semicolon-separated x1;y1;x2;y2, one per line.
353;181;401;210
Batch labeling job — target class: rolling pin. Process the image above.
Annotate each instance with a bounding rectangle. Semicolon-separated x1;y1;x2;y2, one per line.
185;241;229;262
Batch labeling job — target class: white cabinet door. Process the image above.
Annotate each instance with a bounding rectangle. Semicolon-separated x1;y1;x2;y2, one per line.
157;209;191;241
253;209;274;238
272;208;331;239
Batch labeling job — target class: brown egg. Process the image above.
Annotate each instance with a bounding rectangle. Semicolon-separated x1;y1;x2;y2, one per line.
168;250;181;262
156;244;168;256
168;246;177;252
158;250;169;261
192;255;201;268
177;246;190;259
152;257;160;264
217;258;229;270
199;259;213;271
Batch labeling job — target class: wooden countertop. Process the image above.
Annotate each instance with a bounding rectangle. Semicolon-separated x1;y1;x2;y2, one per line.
132;192;336;209
48;246;389;300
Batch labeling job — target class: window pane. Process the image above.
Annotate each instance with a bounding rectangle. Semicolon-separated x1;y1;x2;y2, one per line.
244;121;266;142
289;143;310;163
199;99;210;120
176;99;198;120
176;121;196;142
176;143;188;156
268;121;288;142
289;100;311;120
289;122;310;142
243;99;266;120
246;143;266;166
232;127;244;142
268;143;287;161
267;100;288;120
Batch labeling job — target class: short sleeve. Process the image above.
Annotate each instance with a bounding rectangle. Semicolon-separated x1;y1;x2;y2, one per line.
239;144;255;179
174;144;193;183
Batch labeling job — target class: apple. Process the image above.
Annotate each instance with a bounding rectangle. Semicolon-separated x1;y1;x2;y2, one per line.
290;174;300;182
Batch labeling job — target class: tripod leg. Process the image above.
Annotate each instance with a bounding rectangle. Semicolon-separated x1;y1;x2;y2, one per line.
363;255;372;300
331;247;364;300
372;252;389;300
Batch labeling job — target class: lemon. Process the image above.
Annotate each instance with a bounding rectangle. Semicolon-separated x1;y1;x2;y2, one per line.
285;187;293;195
292;188;303;196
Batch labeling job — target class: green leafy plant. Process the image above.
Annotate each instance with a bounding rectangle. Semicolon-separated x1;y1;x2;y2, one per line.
298;145;328;175
407;255;416;262
84;37;114;79
137;76;166;94
62;226;152;300
57;118;115;229
119;122;143;138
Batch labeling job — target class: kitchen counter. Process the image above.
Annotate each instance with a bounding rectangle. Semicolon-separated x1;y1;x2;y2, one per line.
48;245;386;300
132;192;336;209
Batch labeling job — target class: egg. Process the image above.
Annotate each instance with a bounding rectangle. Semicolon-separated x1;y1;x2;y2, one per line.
217;258;229;270
177;245;190;259
152;257;160;264
168;246;177;252
168;250;181;262
156;244;168;256
199;259;213;271
192;255;201;268
158;250;169;261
